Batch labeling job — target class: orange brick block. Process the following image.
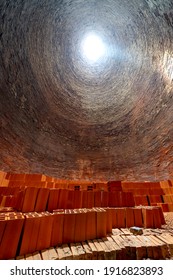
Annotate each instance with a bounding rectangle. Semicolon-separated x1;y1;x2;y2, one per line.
142;208;154;228
152;207;162;228
34;188;50;212
36;212;53;251
108;191;121;207
157;206;166;224
47;189;60;212
19;213;35;255
87;191;94;208
134;195;148;206
0;215;7;246
157;203;169;212
110;208;118;228
25;174;44;182
66;190;75;209
168;203;173;212
107;181;122;191
101;191;109;207
125;207;135;228
74;209;86;243
94;191;101;207
58;189;69;209
74;190;82;208
105;208;112;233
148;195;162;204
116;208;126;228
133;208;143;227
162;195;173;204
81;191;88;208
96;208;107;238
63;210;76;243
51;210;64;246
0;213;24;259
15;189;25;211
125;192;135;207
27;213;41;253
22;187;39;212
86;209;96;240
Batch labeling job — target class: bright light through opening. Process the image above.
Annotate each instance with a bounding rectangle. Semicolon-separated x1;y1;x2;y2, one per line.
81;33;106;63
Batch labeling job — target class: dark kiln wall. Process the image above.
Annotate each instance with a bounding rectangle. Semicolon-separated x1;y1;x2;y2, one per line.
0;0;173;181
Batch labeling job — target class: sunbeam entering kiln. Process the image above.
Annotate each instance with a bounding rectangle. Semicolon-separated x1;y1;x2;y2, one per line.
81;33;106;63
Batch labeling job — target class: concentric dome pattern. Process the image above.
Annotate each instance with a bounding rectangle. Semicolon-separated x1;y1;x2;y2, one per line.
0;0;173;181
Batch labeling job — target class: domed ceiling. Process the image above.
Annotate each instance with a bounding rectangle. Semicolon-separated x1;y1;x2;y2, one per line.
0;0;173;181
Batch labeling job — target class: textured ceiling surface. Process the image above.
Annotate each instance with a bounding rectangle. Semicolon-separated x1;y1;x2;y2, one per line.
0;0;173;181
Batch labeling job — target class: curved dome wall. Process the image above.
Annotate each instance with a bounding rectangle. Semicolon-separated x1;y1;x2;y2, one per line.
0;0;173;181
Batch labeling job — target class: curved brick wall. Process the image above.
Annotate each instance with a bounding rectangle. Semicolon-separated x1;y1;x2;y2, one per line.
0;0;173;181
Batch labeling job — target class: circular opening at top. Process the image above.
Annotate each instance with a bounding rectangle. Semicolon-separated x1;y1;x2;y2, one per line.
81;33;106;64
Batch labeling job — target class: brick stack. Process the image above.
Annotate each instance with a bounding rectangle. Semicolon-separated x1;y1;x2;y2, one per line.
0;205;166;260
0;171;171;260
122;181;173;212
160;181;173;212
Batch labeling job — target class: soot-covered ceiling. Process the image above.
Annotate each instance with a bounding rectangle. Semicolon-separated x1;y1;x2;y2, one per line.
0;0;173;181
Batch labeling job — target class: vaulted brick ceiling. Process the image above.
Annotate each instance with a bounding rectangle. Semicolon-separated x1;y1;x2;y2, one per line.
0;0;173;181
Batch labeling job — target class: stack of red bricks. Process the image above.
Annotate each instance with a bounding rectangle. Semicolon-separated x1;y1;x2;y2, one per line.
0;205;165;260
0;171;170;260
122;181;173;212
